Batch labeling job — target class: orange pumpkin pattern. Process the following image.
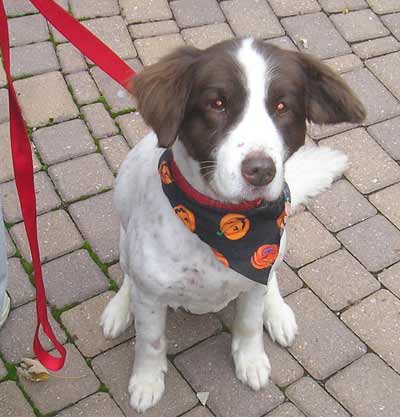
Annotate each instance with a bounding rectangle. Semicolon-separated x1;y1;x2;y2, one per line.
219;213;250;240
159;160;173;184
251;244;279;270
212;248;230;268
276;202;291;229
174;204;196;232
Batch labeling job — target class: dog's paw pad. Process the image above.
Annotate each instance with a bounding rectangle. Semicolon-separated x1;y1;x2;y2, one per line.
129;373;165;412
234;351;271;391
264;301;298;347
100;296;132;339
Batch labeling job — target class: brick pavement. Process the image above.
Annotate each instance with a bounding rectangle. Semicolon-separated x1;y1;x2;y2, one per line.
1;1;400;416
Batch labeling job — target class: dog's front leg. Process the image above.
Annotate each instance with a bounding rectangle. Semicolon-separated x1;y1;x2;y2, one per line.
232;286;271;391
129;293;168;413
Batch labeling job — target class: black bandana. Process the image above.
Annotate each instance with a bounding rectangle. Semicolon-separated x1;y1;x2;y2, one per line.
159;150;291;285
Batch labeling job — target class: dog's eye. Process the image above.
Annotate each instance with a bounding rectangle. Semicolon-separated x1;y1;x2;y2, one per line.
276;102;287;114
209;98;226;112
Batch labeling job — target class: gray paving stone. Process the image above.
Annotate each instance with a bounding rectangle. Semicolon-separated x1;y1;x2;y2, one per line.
0;60;6;88
286;377;350;417
382;13;400;41
0;122;41;183
268;0;320;17
323;54;363;74
307;179;377;232
277;262;303;297
48;0;69;44
367;52;400;101
66;71;100;106
182;23;234;50
61;291;134;357
286;289;366;380
379;262;400;298
175;333;285;417
99;135;131;174
0;89;9;124
81;103;119;139
318;0;367;13
48;153;115;203
119;0;172;24
69;191;119;262
370;182;400;229
298;249;380;311
331;9;389;43
10;42;59;79
129;20;179;39
171;0;225;28
320;128;400;194
92;341;197;417
7;257;35;308
116;112;150;147
10;209;83;263
108;262;124;286
368;0;400;14
32;119;96;165
42;249;109;308
6;231;15;257
367;116;400;160
0;381;36;417
20;344;100;415
0;301;66;363
14;71;79;128
0;171;61;223
352;36;400;59
0;359;7;379
134;34;185;66
285;211;340;269
281;12;350;59
70;0;120;19
337;215;400;273
4;0;37;16
83;16;137;60
266;36;297;51
221;0;284;39
8;14;49;47
56;43;88;74
182;407;214;417
326;353;400;417
266;402;306;417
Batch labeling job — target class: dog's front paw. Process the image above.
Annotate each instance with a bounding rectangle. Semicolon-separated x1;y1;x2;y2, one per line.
264;301;298;347
100;294;132;339
129;371;165;413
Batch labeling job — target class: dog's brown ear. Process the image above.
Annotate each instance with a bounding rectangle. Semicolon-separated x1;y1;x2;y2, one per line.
130;47;200;148
299;53;366;125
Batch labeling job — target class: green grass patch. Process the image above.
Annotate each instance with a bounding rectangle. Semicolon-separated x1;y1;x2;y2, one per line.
98;383;110;393
111;108;136;119
82;241;109;276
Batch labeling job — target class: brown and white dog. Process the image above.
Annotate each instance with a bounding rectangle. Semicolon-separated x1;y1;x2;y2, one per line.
101;38;365;412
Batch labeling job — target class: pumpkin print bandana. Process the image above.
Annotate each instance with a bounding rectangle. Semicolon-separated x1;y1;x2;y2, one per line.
159;150;291;285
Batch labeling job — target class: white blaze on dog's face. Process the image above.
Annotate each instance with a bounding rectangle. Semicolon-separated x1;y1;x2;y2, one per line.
132;38;365;203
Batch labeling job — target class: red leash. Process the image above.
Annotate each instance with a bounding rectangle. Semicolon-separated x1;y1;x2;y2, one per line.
0;0;136;370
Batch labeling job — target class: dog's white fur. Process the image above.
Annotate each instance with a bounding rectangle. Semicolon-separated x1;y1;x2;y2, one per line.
100;39;348;413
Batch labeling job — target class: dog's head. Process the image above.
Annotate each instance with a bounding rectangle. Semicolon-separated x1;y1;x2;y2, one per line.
131;38;365;202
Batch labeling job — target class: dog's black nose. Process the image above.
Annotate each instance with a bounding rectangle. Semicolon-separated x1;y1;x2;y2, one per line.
241;152;276;186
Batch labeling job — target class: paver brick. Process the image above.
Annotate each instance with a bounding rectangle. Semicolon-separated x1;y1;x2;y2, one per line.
171;0;225;28
92;341;197;417
20;344;100;415
323;54;363;74
42;249;109;308
0;60;6;87
134;34;185;66
266;36;297;51
381;13;400;41
0;89;9;124
57;43;88;74
4;0;37;16
268;0;320;17
331;9;389;43
318;0;367;13
320;128;400;194
0;381;36;417
367;116;400;160
277;262;303;297
119;0;172;24
32;119;96;165
108;262;124;286
368;0;400;14
129;20;179;39
69;191;119;262
7;257;35;308
370;182;400;229
0;359;7;379
221;0;284;39
10;42;60;78
0;171;61;223
48;153;115;202
281;12;350;59
116;112;150;147
0;301;66;363
284;211;340;269
81;103;119;138
307;179;377;232
182;23;234;50
8;14;49;47
61;291;134;357
47;0;69;44
70;0;120;19
326;353;400;417
286;289;366;380
298;249;379;311
286;377;350;417
379;262;400;298
99;135;131;174
175;333;285;417
337;215;400;273
66;71;100;106
182;407;215;417
352;36;400;59
14;71;79;128
266;402;306;417
10;209;83;263
6;231;15;257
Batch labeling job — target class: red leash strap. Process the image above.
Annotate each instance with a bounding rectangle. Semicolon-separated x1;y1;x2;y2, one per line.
0;0;136;370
